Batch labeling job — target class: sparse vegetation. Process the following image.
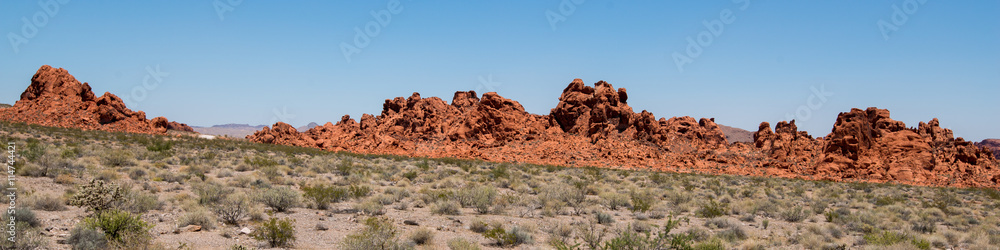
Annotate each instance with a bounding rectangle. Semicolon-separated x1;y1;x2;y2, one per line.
3;121;1000;249
251;217;297;248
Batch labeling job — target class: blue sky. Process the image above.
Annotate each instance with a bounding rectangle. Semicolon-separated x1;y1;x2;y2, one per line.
1;1;997;140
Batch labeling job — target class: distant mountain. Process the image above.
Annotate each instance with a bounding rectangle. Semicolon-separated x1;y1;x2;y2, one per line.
718;124;753;143
0;103;11;108
192;124;266;138
297;122;319;132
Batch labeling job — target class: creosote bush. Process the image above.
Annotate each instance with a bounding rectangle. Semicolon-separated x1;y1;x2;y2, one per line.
80;209;152;247
301;183;348;209
340;217;409;250
257;186;301;212
252;217;296;248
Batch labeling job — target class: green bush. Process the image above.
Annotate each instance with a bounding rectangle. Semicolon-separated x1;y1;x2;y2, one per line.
301;183;348;209
257;186;301;212
863;231;908;246
68;224;107;250
483;225;533;247
596;211;614;224
81;209;152;246
630;189;655;213
101;150;135;167
696;199;728;218
252;217;296;248
340;217;408;250
348;185;372;199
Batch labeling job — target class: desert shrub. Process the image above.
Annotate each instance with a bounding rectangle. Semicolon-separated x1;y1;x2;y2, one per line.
256;186;301;212
432;200;461;215
301;183;348;209
447;238;481;250
409;227;435;245
482;224;534;247
144;138;172;154
128;168;147;180
340;217;408;250
693;237;725;250
5;207;40;228
252;217;296;248
194;181;233;205
457;184;497;214
863;231;908;246
120;189;163;214
696;199;728;218
155;171;186;184
101;150;134;167
469;219;491;233
214;195;251;225
348;184;372;199
178;208;217;231
716;227;748;242
600;192;630;210
32;194;67;211
244;155;278;168
81;209;152;246
353;198;385;215
630;189;655;213
782;206;809;222
596;211;615;224
68;224;107;250
68;180;126;214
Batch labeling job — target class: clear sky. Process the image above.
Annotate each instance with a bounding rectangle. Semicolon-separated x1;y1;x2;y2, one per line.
1;1;997;140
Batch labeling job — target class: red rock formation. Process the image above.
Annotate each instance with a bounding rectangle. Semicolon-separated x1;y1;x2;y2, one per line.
978;139;1000;159
249;79;730;173
0;65;193;134
755;107;999;187
248;79;999;189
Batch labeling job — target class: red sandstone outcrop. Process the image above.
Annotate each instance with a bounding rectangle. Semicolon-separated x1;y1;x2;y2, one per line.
755;107;998;187
248;79;999;188
0;65;193;134
979;139;1000;159
249;79;730;172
